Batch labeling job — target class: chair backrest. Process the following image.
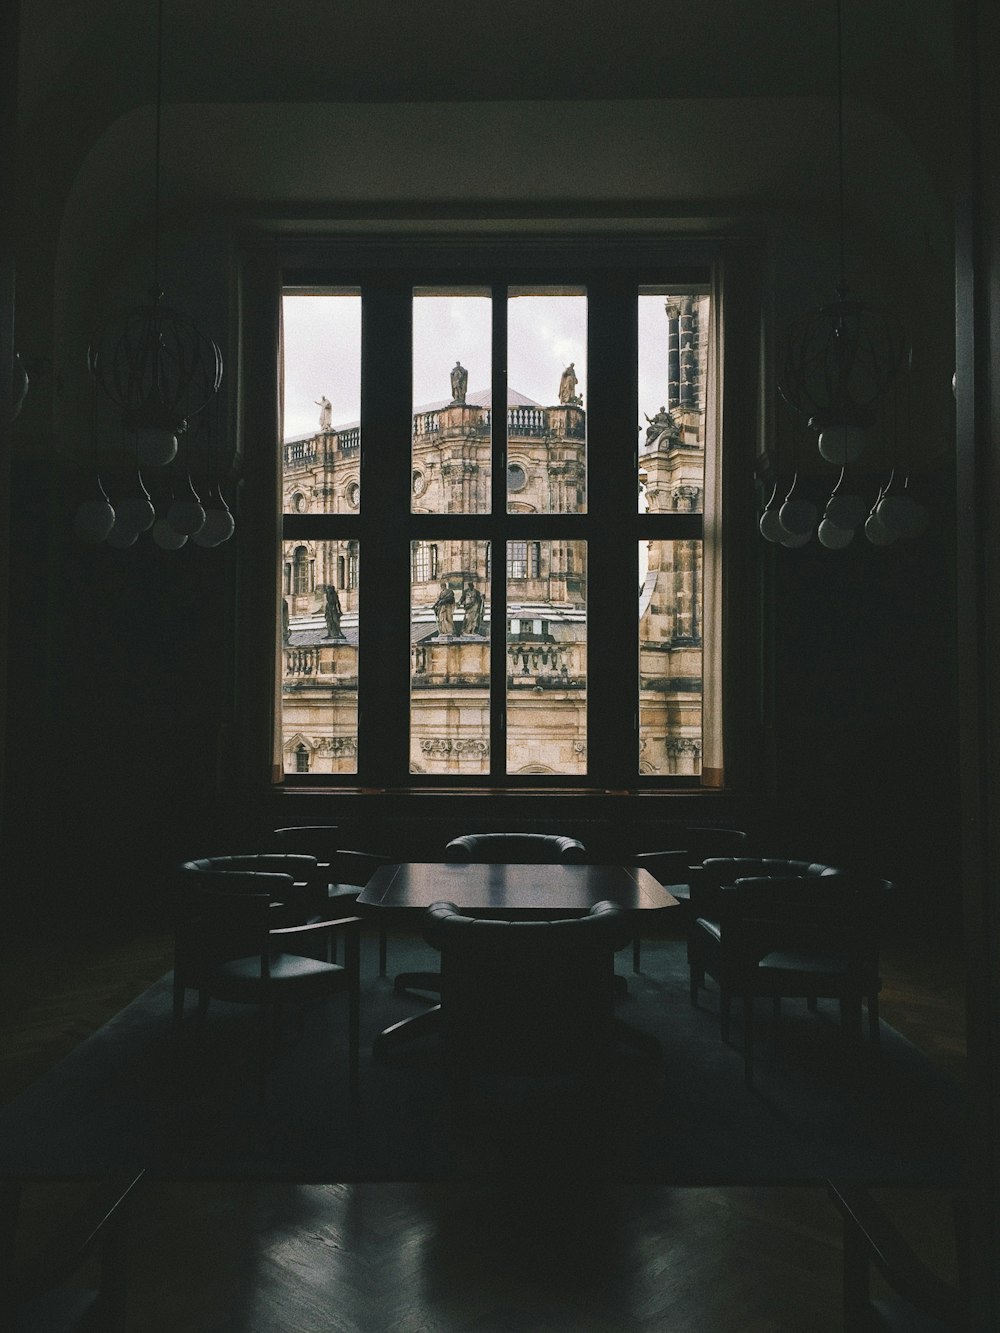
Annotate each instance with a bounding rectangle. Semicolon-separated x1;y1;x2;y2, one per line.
721;874;889;974
273;825;340;859
176;877;278;979
443;832;586;864
692;856;842;916
683;826;749;859
423;899;629;1071
177;855;317;921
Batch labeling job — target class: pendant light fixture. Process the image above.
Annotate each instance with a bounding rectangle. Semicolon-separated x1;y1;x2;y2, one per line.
761;0;922;549
75;0;231;549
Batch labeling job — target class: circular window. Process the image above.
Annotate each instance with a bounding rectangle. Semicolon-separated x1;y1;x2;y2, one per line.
507;463;527;492
346;481;360;508
412;470;426;496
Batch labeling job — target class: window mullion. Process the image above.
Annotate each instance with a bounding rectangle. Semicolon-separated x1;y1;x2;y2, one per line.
358;278;412;787
489;281;508;781
587;278;639;789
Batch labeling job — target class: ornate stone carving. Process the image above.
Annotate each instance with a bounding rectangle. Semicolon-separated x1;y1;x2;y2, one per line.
420;738;489;757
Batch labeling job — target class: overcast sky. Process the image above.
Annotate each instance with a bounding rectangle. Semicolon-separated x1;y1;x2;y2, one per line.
281;291;687;440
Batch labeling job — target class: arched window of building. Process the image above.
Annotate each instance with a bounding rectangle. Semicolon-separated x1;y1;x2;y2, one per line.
338;555;346;588
292;546;311;593
348;542;359;589
507;541;540;579
294;743;310;773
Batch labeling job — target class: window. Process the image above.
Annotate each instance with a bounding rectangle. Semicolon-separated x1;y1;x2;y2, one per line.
276;245;722;786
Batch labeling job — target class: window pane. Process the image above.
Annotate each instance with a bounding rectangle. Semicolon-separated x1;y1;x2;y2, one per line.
507;288;587;514
410;541;490;773
638;540;702;776
281;291;361;514
638;290;709;514
506;539;586;775
412;289;492;515
280;540;358;774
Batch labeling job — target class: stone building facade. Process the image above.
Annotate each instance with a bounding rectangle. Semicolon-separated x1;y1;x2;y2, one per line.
280;294;708;779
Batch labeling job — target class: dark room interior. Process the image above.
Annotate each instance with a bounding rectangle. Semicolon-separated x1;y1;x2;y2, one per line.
1;1;997;1328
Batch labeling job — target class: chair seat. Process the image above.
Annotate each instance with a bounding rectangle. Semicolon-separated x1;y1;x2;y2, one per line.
759;948;851;973
209;952;346;1003
694;916;721;942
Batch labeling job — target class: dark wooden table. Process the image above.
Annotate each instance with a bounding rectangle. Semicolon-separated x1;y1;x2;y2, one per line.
357;862;679;1056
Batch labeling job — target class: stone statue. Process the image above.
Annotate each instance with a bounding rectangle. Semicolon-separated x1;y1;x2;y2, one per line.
558;363;579;405
324;584;343;639
433;581;455;636
315;396;332;430
450;361;468;404
645;405;675;443
459;581;485;636
281;597;290;643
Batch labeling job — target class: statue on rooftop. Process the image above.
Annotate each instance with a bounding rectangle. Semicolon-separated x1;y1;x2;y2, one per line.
558;362;580;405
324;583;343;639
459;581;485;636
433;581;455;636
450;361;468;404
644;405;677;443
315;396;332;431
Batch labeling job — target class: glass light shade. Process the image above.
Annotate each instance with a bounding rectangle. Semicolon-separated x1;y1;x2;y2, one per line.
115;494;156;533
166;498;206;536
877;493;927;540
74;498;116;543
106;520;139;548
759;507;788;542
780;529;812;548
817;518;855;549
190;507;235;547
864;510;897;546
152;517;188;549
778;497;818;536
900;496;929;539
824;492;866;530
135;426;178;467
817;423;866;465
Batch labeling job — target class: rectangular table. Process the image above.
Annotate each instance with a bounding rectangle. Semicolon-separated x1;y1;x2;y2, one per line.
357;862;679;1056
357;861;679;920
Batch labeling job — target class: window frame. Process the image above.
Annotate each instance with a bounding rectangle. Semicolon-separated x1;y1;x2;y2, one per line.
241;234;761;796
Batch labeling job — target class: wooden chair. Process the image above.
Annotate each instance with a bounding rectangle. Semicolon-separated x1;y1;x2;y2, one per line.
422;898;657;1097
173;866;361;1103
631;826;749;971
688;855;843;1023
827;1182;967;1330
392;832;588;1003
273;826;391;975
0;1173;143;1332
693;871;889;1086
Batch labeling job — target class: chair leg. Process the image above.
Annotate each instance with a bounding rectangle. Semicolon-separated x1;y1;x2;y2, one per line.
720;990;732;1043
744;995;754;1087
633;936;641;974
346;927;361;1106
172;975;185;1024
378;927;388;979
839;997;863;1058
689;965;701;1007
867;993;881;1052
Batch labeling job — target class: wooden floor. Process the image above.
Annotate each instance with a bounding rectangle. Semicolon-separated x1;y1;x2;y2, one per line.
1;918;968;1331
